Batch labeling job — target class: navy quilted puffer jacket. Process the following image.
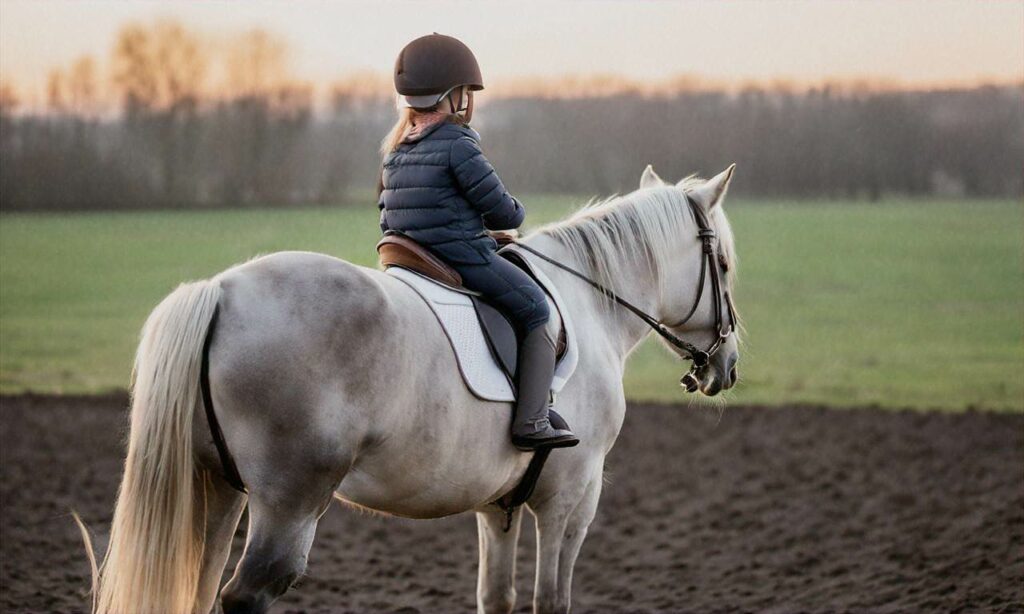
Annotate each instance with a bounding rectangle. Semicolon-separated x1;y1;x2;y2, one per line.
378;121;525;265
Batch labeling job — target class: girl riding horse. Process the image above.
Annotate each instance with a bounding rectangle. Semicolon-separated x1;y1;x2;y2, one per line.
377;33;578;451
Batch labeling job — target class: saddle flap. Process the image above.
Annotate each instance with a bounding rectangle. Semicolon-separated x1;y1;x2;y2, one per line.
471;296;518;382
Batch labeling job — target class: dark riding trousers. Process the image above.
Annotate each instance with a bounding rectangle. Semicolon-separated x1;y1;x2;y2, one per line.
456;257;549;336
379;121;548;336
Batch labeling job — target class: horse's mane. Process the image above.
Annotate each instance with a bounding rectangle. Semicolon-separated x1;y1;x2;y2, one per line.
533;177;737;301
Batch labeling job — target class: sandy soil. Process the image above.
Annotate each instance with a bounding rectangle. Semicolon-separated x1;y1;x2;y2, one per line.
1;394;1021;613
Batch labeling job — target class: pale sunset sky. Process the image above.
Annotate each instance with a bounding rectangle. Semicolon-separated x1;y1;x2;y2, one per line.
1;0;1021;102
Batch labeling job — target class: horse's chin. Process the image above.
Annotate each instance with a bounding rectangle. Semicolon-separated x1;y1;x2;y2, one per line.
694;363;737;397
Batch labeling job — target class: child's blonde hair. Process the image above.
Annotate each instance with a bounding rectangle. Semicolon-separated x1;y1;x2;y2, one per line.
380;107;418;157
380;89;471;156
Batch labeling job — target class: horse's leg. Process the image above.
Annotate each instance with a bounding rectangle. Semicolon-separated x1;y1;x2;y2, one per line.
195;470;247;614
531;510;568;614
552;475;602;611
531;466;603;614
219;485;335;614
476;506;524;614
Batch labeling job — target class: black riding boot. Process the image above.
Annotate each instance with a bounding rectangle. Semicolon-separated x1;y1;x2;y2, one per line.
511;326;579;451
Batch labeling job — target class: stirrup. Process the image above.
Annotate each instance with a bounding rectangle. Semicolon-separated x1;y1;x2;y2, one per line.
511;430;580;452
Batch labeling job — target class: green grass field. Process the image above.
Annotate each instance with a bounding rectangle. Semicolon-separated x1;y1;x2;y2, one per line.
1;197;1021;410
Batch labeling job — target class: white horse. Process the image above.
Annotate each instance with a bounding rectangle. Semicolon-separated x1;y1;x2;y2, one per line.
87;164;740;614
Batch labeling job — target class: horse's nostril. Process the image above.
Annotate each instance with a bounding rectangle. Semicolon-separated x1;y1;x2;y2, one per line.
729;366;738;385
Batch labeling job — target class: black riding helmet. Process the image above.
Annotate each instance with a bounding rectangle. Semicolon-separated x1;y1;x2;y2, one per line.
394;33;483;109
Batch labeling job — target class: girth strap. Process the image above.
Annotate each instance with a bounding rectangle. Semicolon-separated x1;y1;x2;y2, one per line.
491;406;572;531
495;448;552;531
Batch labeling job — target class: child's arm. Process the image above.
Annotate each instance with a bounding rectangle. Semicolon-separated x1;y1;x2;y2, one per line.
451;136;525;231
377;168;390;233
378;203;389;233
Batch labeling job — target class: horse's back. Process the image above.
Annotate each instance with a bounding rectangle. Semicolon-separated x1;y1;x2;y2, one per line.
209;251;434;406
217;251;393;330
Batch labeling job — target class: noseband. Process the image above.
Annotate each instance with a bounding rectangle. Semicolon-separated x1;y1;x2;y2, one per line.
512;194;736;391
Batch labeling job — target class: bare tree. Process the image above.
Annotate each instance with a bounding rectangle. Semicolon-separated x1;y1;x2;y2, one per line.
225;29;287;99
111;20;207;205
46;69;68;115
67;56;99;117
213;28;313;205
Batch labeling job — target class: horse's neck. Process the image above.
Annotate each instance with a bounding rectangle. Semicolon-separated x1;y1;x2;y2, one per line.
523;233;660;360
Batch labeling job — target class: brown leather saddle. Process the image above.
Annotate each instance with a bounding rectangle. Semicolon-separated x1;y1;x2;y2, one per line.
376;232;566;376
377;234;464;288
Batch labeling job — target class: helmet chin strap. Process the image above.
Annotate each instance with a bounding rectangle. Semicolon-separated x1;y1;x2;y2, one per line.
463;90;474;120
446;86;471;118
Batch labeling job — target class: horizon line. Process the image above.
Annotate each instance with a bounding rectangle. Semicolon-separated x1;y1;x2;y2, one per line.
2;70;1021;116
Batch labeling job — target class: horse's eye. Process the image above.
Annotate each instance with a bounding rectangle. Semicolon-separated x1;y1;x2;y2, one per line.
718;254;729;272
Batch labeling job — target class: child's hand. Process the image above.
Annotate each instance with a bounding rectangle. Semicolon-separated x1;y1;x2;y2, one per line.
487;230;519;246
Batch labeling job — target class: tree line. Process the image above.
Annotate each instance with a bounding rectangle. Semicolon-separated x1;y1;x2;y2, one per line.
1;21;1021;211
484;85;1023;200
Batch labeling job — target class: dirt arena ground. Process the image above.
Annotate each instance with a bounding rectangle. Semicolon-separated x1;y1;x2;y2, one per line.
1;394;1021;613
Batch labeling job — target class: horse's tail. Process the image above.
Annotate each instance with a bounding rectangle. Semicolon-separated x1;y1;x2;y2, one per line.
91;279;222;614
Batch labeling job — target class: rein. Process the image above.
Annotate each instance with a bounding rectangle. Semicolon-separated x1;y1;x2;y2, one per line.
511;195;735;385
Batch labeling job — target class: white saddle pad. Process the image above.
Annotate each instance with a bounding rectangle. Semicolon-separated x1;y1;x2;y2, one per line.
386;254;579;402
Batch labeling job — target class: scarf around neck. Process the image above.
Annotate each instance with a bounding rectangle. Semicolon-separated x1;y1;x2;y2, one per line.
402;112;451;143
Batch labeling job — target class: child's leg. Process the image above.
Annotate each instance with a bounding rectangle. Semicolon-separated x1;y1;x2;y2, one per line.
455;256;550;338
456;258;578;450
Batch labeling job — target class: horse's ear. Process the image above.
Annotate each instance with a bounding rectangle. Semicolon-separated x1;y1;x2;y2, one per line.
686;163;736;210
640;164;665;189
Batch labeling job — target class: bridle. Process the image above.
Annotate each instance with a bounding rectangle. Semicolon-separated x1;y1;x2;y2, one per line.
512;193;736;392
